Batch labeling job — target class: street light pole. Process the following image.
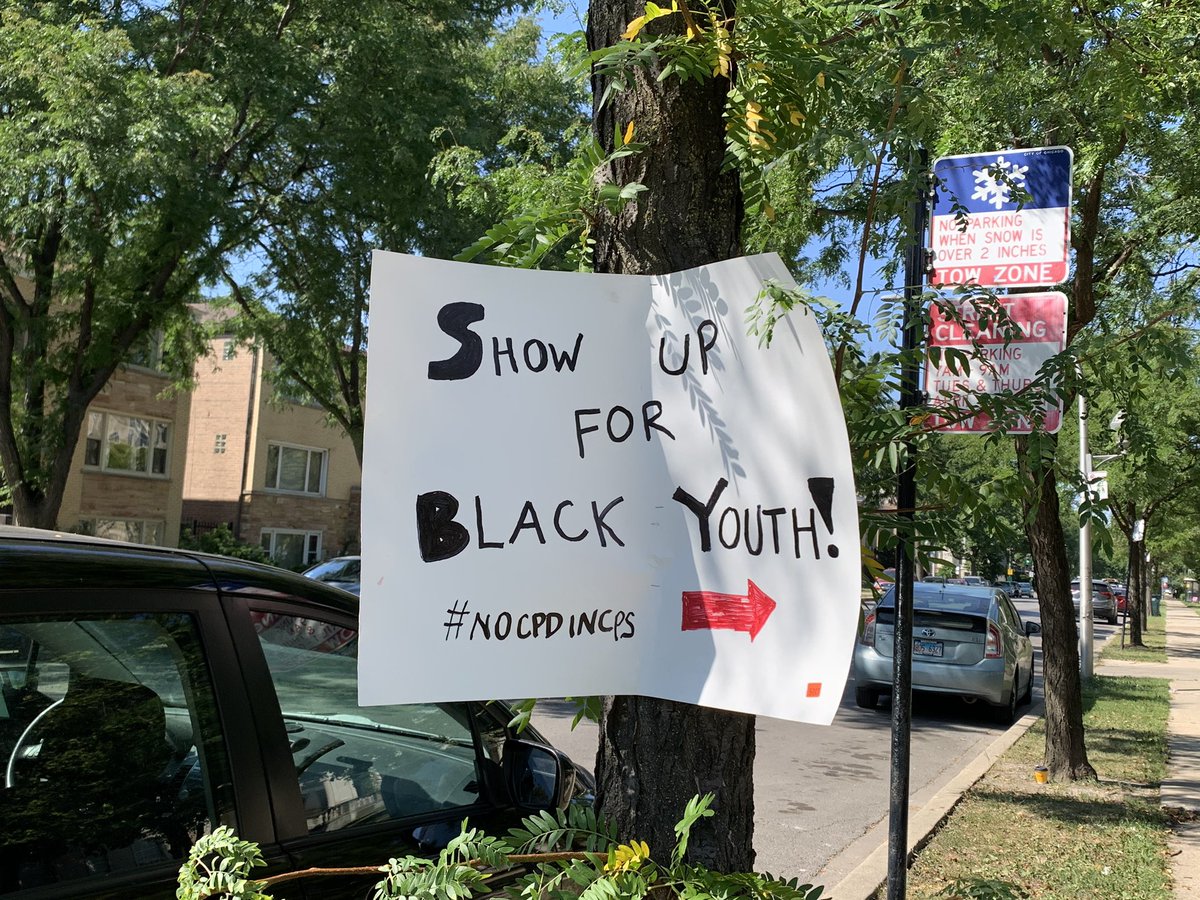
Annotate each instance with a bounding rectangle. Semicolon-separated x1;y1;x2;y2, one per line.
1078;393;1094;678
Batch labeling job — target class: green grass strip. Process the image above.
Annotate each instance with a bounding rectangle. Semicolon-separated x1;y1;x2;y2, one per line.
1101;612;1167;664
899;676;1172;899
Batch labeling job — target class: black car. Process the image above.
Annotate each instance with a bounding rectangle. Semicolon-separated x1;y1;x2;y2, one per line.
0;527;587;899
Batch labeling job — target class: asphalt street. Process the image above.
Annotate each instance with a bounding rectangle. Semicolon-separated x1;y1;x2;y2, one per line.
529;595;1122;883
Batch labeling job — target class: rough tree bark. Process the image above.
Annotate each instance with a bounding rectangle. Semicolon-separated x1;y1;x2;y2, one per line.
587;0;756;871
1016;434;1096;780
1005;160;1118;782
1113;502;1145;646
1130;537;1145;643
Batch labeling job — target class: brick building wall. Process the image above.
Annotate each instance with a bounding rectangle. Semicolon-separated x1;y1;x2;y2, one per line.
181;327;362;563
182;337;257;505
61;365;192;546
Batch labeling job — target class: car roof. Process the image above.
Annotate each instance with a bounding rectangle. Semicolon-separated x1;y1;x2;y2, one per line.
0;525;357;615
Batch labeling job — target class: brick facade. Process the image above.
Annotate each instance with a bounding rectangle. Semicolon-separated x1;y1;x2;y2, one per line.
59;365;192;546
181;331;362;564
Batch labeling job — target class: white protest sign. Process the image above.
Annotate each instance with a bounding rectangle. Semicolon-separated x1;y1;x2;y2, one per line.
359;252;860;724
925;291;1068;434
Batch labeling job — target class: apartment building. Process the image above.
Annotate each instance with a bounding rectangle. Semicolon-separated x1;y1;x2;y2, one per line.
63;354;192;545
181;319;361;569
1;274;191;544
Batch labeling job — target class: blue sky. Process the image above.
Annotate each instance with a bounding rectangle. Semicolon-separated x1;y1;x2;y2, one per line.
536;0;587;41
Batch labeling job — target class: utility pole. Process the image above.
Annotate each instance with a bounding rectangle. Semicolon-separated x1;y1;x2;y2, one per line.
1078;393;1094;677
887;148;929;900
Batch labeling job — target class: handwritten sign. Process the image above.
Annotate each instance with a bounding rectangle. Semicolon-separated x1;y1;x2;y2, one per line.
925;291;1068;433
359;252;860;724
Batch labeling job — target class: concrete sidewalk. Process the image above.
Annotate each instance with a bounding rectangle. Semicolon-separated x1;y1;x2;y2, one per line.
829;597;1200;898
1097;597;1200;897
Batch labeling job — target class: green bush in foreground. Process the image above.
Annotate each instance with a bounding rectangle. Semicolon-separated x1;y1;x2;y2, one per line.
177;795;825;900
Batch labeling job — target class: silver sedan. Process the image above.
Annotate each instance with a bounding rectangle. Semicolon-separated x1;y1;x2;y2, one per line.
853;584;1039;724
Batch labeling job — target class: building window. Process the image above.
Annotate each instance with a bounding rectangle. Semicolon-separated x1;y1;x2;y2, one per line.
222;340;237;360
78;518;166;546
267;366;316;406
84;411;171;477
261;529;321;569
126;330;165;371
214;433;227;454
265;442;325;495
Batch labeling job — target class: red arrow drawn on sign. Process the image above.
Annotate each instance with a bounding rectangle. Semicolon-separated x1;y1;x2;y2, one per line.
681;580;777;641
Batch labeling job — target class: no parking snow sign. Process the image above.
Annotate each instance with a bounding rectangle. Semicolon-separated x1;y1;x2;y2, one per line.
930;147;1072;289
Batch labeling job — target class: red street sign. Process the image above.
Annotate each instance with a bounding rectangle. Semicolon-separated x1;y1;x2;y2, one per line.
682;580;777;640
925;292;1068;434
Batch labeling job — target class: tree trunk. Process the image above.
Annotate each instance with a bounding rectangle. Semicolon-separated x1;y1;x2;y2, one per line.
2;387;91;531
596;697;755;869
1017;436;1096;781
10;484;65;530
587;0;754;870
1128;537;1144;646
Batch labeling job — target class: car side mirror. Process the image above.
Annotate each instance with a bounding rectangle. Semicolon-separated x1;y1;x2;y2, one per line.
1025;621;1041;636
503;740;576;811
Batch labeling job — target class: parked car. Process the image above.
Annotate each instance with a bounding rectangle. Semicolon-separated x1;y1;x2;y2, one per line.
302;554;362;595
0;527;589;899
1018;581;1036;599
1070;579;1120;624
854;583;1039;724
1111;583;1129;613
993;580;1020;597
962;576;986;586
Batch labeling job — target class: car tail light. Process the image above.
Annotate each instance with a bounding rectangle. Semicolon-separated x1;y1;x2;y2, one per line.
861;612;876;646
985;622;1003;659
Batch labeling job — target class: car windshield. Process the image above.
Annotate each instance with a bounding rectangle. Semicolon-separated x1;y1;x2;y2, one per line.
305;558;360;582
878;586;994;615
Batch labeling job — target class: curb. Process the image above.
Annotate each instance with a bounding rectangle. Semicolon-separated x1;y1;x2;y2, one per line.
828;702;1044;900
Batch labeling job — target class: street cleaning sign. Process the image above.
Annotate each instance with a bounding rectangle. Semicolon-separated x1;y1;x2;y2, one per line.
359;252;861;724
925;291;1068;433
930;146;1073;289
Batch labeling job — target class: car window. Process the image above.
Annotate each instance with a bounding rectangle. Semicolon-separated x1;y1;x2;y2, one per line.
0;612;230;894
306;559;361;583
1000;597;1022;630
250;612;482;835
876;587;993;615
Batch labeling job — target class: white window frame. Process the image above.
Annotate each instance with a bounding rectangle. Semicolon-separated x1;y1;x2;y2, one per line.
84;410;172;478
260;528;322;568
263;441;327;496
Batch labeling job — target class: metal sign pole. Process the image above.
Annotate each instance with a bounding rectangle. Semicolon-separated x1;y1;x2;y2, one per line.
887;147;929;900
1078;395;1094;677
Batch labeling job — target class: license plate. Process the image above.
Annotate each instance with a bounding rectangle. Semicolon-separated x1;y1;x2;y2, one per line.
914;639;944;657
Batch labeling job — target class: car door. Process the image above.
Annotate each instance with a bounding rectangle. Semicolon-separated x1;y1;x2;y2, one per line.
222;592;529;900
998;595;1033;685
0;586;279;900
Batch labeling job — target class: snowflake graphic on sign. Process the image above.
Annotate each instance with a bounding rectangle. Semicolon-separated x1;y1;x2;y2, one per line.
971;155;1029;210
